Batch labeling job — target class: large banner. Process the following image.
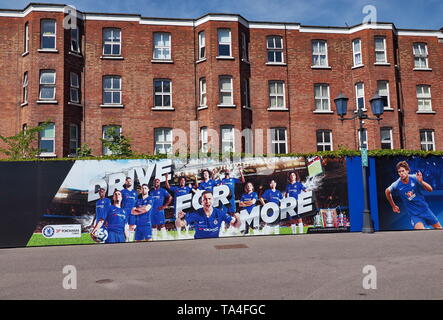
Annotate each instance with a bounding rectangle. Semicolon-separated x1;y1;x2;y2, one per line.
375;156;443;231
25;156;349;247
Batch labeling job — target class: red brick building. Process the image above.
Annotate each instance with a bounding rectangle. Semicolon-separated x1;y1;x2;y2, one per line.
0;3;442;157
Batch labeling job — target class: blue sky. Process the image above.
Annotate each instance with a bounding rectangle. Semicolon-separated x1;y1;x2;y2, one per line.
1;0;442;30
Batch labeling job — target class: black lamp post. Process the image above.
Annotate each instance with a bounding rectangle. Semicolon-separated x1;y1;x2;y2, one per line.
334;92;384;233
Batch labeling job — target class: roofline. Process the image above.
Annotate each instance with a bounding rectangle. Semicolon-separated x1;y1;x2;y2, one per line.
0;2;441;35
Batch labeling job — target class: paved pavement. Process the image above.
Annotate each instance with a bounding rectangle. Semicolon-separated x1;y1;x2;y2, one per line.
0;230;442;300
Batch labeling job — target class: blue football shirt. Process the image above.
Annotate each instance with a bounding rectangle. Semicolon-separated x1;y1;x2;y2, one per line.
121;188;138;210
185;207;234;239
285;182;306;199
149;187;170;214
95;197;111;222
262;189;283;204
105;205;129;232
240;192;258;213
388;174;431;216
134;196;153;226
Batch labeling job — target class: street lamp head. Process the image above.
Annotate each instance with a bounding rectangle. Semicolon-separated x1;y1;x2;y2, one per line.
334;92;349;119
370;92;384;118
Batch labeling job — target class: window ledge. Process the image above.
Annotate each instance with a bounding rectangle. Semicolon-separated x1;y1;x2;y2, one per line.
217;104;236;108
151;59;174;64
151;106;175;111
243;105;252;110
196;58;207;64
216;56;235;60
22;51;29;57
20;102;28;107
37;100;58;104
311;65;332;70
266;62;286;66
383;107;394;111
241;59;250;64
413;68;432;71
101;55;124;60
352;64;364;70
68;102;83;107
416;110;436;114
197;105;208;110
267;107;288;111
39;153;57;158
374;62;390;66
100;104;124;108
313;110;334;114
354;108;368;113
38;48;58;53
69;51;83;58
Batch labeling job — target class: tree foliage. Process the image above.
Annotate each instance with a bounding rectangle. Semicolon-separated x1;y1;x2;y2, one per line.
0;122;50;160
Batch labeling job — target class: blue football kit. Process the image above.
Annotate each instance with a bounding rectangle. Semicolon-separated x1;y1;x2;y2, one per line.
388;174;439;227
216;177;241;213
198;179;217;192
95;197;111;224
149;187;170;225
184;207;234;239
170;185;192;209
134;196;154;241
121;188;138;225
240;192;258;213
104;205;129;243
262;189;283;205
285;182;306;199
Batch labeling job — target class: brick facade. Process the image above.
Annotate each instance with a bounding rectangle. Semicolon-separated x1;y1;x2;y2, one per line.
0;3;442;157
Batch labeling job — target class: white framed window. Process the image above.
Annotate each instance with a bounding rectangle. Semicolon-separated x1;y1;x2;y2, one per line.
199;78;206;107
243;78;250;108
312;40;328;67
269;81;285;109
71;27;80;53
103;76;121;105
102;125;121;155
316;130;333;151
154;127;172;155
358;128;368;149
413;43;429;69
416;85;432;112
22;72;28;104
41;19;56;49
221;125;234;153
154;79;172;108
270;127;287;154
375;37;387;63
39;122;55;155
352;39;362;66
314;84;330;111
24;22;29;53
198;31;205;60
70;72;80;103
103;28;121;56
267;36;283;63
39;70;56;100
377;80;390;109
217;29;231;57
420;130;435;151
69;124;79;155
200;126;208;153
241;32;248;61
219;76;233;106
153;32;171;60
380;127;393;149
355;82;365;110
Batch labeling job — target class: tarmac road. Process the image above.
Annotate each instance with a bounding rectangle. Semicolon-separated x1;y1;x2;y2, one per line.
0;230;442;300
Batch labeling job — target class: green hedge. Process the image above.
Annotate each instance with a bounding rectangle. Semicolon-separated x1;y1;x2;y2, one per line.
1;148;442;162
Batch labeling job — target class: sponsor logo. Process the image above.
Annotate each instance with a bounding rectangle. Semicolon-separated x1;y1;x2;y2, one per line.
42;224;81;238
